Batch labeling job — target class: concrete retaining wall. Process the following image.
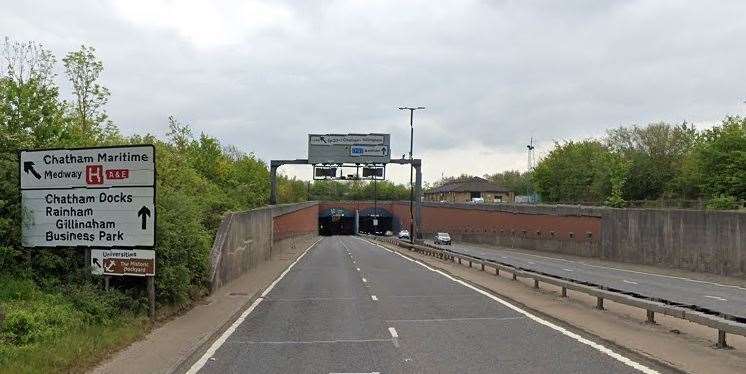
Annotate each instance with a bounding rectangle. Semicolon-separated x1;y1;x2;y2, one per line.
602;208;746;277
209;202;319;291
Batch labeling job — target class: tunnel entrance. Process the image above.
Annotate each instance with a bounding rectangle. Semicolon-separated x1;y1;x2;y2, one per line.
358;207;393;235
318;208;355;236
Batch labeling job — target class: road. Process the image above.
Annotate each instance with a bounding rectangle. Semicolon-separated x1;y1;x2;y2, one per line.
192;236;660;373
425;239;746;320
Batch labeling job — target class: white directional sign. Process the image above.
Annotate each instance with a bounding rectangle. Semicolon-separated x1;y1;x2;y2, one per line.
91;249;155;276
20;145;155;248
308;133;391;164
20;145;154;189
309;134;385;146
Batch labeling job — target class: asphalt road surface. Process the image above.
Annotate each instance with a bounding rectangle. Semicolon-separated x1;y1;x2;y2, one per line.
193;236;660;373
425;239;746;320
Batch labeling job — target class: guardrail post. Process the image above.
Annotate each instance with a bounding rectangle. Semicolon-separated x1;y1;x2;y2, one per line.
596;297;604;310
495;267;500;276
481;263;485;271
646;310;655;324
533;279;539;289
561;287;567;297
512;273;517;281
716;330;729;349
457;258;461;265
468;260;472;268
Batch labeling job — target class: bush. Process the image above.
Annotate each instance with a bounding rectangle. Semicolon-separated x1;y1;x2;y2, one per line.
705;194;740;210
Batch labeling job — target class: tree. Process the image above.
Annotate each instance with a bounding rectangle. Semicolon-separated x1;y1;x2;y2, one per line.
605;122;698;200
692;116;746;202
62;45;117;143
532;140;616;203
0;38;67;272
484;170;532;195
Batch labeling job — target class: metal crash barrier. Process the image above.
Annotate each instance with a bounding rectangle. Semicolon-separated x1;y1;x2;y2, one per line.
361;235;746;350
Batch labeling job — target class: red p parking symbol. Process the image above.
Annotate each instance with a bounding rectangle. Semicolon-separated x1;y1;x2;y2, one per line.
86;165;104;185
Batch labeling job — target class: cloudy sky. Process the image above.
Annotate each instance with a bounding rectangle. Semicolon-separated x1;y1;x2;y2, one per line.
3;0;746;184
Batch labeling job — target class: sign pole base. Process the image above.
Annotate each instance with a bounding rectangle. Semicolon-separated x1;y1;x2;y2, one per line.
147;276;156;321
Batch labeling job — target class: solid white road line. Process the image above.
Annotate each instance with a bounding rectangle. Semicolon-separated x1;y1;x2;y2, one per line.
387;316;525;323
228;338;392;345
371;295;378;301
563;268;574;272
359;237;659;374
623;280;639;285
704;295;728;301
186;238;322;374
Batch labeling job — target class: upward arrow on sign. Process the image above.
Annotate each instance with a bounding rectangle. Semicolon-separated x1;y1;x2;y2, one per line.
137;206;151;230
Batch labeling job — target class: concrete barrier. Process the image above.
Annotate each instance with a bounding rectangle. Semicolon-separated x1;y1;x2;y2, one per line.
416;202;746;278
602;208;746;277
209;202;319;291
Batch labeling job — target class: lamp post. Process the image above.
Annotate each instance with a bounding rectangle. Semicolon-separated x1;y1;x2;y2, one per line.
398;106;425;243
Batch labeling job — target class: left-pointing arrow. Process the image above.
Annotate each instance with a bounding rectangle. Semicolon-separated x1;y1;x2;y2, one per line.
23;161;41;179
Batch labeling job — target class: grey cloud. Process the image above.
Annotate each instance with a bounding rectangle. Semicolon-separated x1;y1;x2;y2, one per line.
2;0;745;183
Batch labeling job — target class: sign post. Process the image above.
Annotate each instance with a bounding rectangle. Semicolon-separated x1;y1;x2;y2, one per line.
20;144;157;320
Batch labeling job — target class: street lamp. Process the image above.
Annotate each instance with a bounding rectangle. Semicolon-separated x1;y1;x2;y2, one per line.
398;106;425;243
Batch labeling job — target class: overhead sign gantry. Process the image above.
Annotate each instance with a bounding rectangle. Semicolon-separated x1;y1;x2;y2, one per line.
270;133;423;239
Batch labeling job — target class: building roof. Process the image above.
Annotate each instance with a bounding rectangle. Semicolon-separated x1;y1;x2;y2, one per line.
426;177;512;194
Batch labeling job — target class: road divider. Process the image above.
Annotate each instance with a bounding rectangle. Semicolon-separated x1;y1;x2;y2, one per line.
362;235;746;350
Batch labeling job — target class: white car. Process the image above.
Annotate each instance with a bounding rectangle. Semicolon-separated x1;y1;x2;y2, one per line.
398;230;410;239
434;232;452;245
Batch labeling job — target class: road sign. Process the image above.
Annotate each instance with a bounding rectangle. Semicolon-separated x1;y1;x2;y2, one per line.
308;133;391;165
309;134;385;146
351;145;388;157
91;249;155;276
20;145;155;248
20;145;154;189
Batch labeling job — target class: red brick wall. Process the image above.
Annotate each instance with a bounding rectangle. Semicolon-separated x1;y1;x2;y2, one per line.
272;205;319;241
420;205;600;243
315;201;600;243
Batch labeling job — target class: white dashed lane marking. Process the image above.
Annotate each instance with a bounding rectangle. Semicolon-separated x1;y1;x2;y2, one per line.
371;295;378;301
622;280;638;285
704;295;728;301
388;327;399;347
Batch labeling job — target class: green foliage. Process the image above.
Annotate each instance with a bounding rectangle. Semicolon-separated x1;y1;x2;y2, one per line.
705;194;740;210
532;140;615;203
529;119;744;209
0;37;275;372
484;170;532;195
692;116;746;201
606;122;698;200
308;179;410;201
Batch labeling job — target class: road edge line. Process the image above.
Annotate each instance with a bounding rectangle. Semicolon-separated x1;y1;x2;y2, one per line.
357;237;659;374
183;237;322;374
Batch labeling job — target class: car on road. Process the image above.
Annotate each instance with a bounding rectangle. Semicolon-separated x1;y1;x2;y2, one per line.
434;232;452;245
398;229;410;239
